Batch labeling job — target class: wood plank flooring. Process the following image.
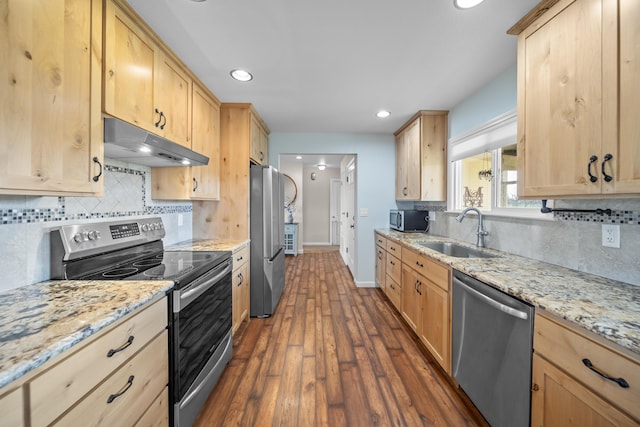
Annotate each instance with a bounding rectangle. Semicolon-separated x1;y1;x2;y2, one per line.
195;251;487;427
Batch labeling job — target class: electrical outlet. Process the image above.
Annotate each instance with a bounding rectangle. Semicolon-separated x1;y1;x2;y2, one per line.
428;211;436;221
602;224;620;248
178;214;184;227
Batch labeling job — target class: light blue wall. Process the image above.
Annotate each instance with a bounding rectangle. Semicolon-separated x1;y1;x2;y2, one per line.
269;133;396;286
448;63;517;138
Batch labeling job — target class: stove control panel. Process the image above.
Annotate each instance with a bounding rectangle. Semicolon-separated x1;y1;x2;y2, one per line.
51;217;167;261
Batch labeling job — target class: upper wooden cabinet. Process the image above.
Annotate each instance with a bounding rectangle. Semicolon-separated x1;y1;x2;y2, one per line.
103;0;192;148
152;83;221;200
394;111;448;201
250;113;270;165
512;0;640;198
0;0;104;196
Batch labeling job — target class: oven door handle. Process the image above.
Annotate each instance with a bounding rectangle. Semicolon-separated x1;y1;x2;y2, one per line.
174;261;232;313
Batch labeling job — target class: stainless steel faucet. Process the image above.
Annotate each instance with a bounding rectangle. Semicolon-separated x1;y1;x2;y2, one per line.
455;207;488;248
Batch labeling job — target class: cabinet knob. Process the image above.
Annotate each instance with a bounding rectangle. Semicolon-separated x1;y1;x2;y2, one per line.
403;187;408;196
532;383;539;392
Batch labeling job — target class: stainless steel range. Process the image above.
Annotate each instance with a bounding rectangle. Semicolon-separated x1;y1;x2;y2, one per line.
50;217;233;427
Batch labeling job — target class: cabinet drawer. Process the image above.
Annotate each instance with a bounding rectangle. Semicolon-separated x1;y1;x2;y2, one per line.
375;234;387;248
386;254;401;284
534;313;640;421
233;244;249;269
135;387;169;427
402;248;449;290
55;331;169;427
385;274;401;309
30;298;167;426
233;261;249;289
386;240;402;259
0;386;24;427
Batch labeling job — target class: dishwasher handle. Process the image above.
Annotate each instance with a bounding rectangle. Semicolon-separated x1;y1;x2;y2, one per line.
454;276;529;320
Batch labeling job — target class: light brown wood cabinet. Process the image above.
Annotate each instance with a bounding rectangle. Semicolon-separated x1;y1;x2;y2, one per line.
531;312;639;426
0;0;104;197
401;247;451;374
0;297;169;427
513;0;640;198
250;114;270;165
0;386;24;427
383;239;402;310
394;111;448;201
232;243;250;334
103;0;192;148
193;103;270;241
374;234;387;290
152;83;221;200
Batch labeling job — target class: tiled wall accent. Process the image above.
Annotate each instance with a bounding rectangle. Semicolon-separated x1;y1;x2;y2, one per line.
0;164;191;225
554;210;639;224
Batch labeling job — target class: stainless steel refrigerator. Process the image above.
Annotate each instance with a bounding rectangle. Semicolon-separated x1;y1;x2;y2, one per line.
250;165;285;317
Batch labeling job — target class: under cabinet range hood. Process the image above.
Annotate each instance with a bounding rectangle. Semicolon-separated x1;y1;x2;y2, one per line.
103;118;209;167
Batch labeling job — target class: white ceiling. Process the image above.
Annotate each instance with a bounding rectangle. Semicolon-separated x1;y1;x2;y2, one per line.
127;0;537;134
280;154;346;170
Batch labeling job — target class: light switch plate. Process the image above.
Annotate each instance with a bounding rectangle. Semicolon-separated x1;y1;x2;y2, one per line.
359;208;368;217
602;224;620;248
178;213;184;227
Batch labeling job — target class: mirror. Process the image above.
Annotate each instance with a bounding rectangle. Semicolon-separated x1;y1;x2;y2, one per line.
283;174;297;207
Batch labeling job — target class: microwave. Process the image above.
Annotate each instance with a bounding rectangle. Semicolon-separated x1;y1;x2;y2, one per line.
390;209;429;232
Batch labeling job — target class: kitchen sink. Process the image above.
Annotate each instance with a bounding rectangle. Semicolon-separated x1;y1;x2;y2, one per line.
418;242;497;259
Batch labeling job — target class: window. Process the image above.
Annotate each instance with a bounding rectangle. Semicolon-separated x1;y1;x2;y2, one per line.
448;111;542;215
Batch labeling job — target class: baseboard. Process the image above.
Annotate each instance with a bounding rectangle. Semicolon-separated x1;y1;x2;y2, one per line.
354;280;376;288
303;242;332;246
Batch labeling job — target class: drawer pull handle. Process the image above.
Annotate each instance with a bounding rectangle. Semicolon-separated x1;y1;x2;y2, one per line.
416;261;424;268
237;272;243;285
582;358;629;388
587;155;598;183
236;256;243;262
107;375;135;404
107;336;134;358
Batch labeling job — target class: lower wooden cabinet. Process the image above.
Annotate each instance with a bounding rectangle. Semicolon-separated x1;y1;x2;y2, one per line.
232;243;250;334
374;233;386;289
531;312;640;426
400;247;451;374
0;297;168;427
0;386;24;427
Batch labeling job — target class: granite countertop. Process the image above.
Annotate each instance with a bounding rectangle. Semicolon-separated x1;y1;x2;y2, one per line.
0;280;172;390
167;238;249;252
376;229;640;357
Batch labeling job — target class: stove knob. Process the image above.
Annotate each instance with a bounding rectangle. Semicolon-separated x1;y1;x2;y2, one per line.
141;224;150;232
154;223;161;230
73;233;83;243
87;230;100;241
82;231;89;241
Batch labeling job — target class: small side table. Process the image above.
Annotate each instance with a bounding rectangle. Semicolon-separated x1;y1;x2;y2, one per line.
284;223;298;256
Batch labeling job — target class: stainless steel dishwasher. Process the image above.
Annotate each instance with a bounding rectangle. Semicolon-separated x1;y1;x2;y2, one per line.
452;270;534;427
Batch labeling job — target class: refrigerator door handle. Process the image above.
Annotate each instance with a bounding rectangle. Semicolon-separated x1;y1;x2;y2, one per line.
267;247;284;263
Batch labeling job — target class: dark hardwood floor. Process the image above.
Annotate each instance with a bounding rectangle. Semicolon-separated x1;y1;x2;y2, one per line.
195;251;487;426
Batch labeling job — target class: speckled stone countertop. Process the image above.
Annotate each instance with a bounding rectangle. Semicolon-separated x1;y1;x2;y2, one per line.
0;280;172;390
167;238;249;252
376;229;640;356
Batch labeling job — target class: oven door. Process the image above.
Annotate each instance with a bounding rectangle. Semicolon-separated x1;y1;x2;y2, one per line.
171;259;232;404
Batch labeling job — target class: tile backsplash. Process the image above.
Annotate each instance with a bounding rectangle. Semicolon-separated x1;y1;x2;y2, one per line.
0;160;194;292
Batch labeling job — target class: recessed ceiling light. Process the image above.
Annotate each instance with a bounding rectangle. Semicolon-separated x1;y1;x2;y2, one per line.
230;69;253;82
295;155;302;159
376;110;391;118
317;164;326;171
454;0;484;9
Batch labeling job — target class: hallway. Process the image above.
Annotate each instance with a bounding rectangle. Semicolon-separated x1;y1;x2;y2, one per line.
195;251;485;426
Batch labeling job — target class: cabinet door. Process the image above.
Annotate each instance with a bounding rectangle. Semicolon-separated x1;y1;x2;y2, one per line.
375;247;386;289
531;354;637;427
103;0;158;133
419;278;450;374
0;387;24;427
0;0;103;196
605;0;640;194
250;115;266;164
395;119;421;200
191;85;220;199
517;0;603;197
155;53;191;147
401;264;421;332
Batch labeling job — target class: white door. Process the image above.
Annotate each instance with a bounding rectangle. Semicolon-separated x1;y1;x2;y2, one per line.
340;157;356;274
330;179;341;245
